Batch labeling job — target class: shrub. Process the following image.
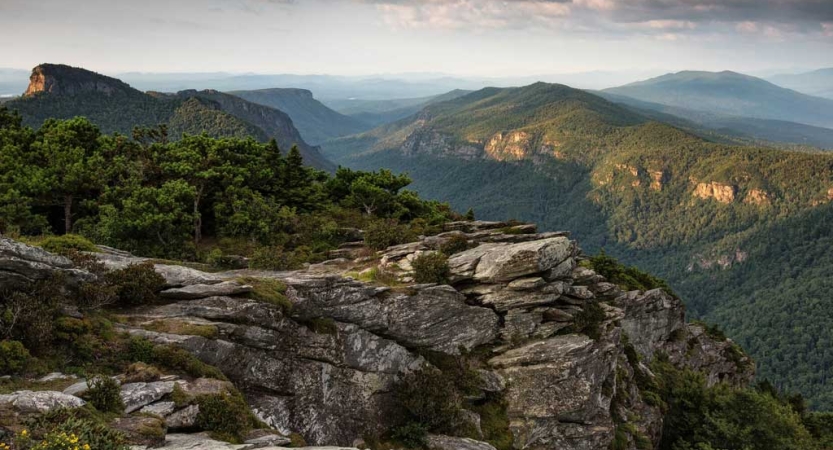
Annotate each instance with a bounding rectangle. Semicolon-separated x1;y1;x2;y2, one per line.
249;246;305;270
122;362;162;383
390;422;428;449
104;263;165;305
364;219;413;250
127;338;226;381
84;377;124;414
572;301;607;340
439;235;470;255
196;393;252;443
0;340;32;375
25;407;128;450
412;253;450;284
143;319;218;339
40;234;99;255
395;367;462;432
170;383;191;408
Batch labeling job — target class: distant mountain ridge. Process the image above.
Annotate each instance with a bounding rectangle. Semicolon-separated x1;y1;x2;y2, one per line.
768;68;833;99
323;81;833;409
229;87;369;144
6;64;333;170
604;70;833;129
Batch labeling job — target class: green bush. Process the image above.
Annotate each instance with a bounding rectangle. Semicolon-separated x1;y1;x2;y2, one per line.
249;246;305;270
395;367;462;432
40;234;99;255
412;252;450;284
390;422;428;449
127;338;226;381
238;277;291;312
572;301;607;340
0;340;32;374
84;377;124;414
26;407;128;450
104;262;165;305
196;393;252;443
439;235;471;255
364;219;413;250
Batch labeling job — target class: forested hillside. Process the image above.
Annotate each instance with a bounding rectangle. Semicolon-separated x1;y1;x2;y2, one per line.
230;88;368;144
323;82;833;409
6;64;333;170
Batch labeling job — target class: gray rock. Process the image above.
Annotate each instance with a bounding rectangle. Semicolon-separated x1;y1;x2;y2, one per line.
110;416;166;447
480;282;565;311
158;433;251;449
121;381;178;413
166;404;199;429
471;237;573;282
0;237;93;287
180;378;234;397
37;372;76;382
618;289;684;362
161;281;253;299
140;401;177;417
0;390;85;414
427;435;497;450
507;277;546;290
244;432;292;448
62;380;90;397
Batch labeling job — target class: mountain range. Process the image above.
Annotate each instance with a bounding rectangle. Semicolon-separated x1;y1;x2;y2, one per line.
768;68;833;100
5;64;333;170
603;70;833;130
322;81;833;409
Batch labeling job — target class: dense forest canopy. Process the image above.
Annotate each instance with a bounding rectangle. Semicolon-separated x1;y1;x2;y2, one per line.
0;107;456;263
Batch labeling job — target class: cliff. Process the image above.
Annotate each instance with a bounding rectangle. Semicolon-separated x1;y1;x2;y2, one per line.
0;223;753;450
24;63;136;97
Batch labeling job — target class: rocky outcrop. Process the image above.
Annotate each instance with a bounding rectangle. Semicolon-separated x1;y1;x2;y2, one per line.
0;391;85;414
24;64;135;97
0;223;754;450
693;182;737;203
0;237;93;287
484;131;531;161
744;188;773;206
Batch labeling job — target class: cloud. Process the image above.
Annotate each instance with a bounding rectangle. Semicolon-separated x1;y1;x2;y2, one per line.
360;0;833;38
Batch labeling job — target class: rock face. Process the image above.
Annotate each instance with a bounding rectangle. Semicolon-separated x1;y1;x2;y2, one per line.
0;391;85;414
693;182;737;204
24;63;134;97
1;222;753;450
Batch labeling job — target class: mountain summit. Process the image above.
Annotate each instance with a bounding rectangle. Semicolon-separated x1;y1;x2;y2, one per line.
7;64;334;170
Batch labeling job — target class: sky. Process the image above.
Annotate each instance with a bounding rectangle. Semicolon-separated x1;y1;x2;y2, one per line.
0;0;832;78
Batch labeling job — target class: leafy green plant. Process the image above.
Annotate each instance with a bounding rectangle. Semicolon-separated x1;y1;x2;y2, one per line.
238;277;291;312
395;367;462;433
196;393;252;443
104;262;165;305
40;234;99;255
412;252;450;284
364;219;413;250
390;422;428;449
0;340;32;375
83;377;124;414
439;235;471;255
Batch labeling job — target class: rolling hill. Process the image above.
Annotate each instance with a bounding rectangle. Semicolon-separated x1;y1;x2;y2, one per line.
229;88;368;144
5;64;333;170
323;82;833;409
604;70;833;129
323;89;472;127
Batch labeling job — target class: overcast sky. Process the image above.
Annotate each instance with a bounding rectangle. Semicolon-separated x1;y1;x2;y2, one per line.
1;0;831;77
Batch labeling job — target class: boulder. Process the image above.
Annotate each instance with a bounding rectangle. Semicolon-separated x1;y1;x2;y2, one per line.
479;282;566;311
0;390;85;414
507;277;546;291
121;381;178;413
618;289;684;362
244;429;292;447
140;401;177;417
449;237;572;283
166;404;199;429
179;378;234;397
160;281;253;300
156;433;251;449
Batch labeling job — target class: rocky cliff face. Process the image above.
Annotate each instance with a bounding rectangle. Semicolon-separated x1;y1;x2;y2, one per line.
0;224;754;450
24;64;134;97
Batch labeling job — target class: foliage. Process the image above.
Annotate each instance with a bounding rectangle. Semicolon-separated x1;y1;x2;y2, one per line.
143;320;218;339
196;393;252;443
24;406;129;450
439;235;471;255
0;340;32;375
390;422;428;449
411;252;450;284
83;377;124;414
363;219;414;250
39;235;99;255
238;277;291;312
582;251;674;296
248;246;306;271
103;263;165;306
571;301;607;340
